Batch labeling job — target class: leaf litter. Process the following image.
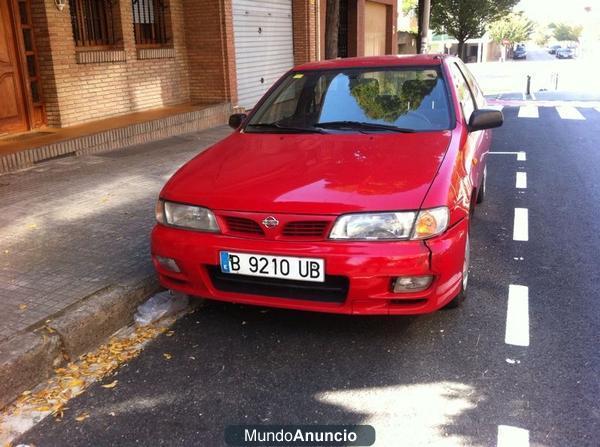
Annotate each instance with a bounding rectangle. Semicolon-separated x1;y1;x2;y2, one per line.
0;322;175;444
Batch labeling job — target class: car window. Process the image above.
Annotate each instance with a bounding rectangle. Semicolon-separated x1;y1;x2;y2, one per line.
247;67;452;132
449;62;476;122
456;61;485;108
251;75;308;124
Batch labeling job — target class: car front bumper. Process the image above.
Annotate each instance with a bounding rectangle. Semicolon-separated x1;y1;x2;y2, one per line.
150;218;469;315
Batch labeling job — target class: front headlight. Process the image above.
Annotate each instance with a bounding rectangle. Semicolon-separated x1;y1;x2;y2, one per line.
155;200;220;232
329;212;417;240
329;207;449;240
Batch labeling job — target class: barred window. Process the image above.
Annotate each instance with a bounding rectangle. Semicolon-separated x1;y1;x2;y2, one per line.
132;0;170;46
69;0;118;47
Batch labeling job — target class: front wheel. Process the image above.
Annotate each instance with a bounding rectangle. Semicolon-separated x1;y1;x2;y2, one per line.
444;232;470;309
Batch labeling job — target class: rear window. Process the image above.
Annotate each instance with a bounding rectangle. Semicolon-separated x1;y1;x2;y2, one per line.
247;67;452;132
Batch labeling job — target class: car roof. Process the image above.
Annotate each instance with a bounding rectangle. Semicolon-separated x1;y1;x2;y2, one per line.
294;54;447;71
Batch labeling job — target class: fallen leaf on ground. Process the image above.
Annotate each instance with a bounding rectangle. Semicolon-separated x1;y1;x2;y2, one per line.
19;304;28;310
163;353;172;360
101;380;118;389
75;412;90;422
166;331;175;337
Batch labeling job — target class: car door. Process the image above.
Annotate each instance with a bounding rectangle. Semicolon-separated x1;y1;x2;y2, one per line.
449;60;488;195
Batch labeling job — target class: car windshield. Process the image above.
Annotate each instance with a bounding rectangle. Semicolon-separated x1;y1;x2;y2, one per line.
245;67;452;133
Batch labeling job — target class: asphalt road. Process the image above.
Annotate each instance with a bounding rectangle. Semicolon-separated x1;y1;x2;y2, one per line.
17;105;600;446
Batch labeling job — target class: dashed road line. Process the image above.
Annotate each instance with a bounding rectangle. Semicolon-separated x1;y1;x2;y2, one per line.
556;106;585;120
516;172;527;189
513;208;529;241
518;106;539;118
505;285;530;347
488;151;527;161
497;425;530;447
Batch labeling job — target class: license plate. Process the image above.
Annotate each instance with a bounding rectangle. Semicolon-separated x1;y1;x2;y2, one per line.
219;251;325;282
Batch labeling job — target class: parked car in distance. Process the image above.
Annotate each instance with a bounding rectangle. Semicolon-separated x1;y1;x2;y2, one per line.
548;44;562;54
556;47;574;59
151;54;503;315
513;45;527;59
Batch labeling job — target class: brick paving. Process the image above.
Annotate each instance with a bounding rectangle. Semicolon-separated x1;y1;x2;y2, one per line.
0;126;231;342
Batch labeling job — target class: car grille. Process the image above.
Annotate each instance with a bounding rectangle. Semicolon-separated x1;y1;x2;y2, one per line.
206;266;348;303
224;216;264;235
282;221;330;238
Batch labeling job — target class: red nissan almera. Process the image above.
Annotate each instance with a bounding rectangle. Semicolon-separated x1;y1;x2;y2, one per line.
151;55;503;315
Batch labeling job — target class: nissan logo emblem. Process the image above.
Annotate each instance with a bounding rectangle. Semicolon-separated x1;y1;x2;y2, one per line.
262;216;279;228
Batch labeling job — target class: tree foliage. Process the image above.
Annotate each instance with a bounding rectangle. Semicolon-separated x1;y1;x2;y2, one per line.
551;23;583;42
488;12;534;45
349;77;435;123
402;0;418;15
430;0;519;58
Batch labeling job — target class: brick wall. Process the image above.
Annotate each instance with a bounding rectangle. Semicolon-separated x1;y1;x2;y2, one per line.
183;0;237;105
292;0;319;65
29;0;319;129
32;0;191;127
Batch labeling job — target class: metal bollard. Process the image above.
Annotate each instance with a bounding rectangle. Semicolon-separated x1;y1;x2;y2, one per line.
526;75;531;96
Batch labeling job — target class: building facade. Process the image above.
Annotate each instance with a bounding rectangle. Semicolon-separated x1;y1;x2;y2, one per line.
1;0;397;137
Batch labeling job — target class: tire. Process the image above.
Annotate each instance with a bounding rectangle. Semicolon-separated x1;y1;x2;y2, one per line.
444;231;470;309
476;165;487;204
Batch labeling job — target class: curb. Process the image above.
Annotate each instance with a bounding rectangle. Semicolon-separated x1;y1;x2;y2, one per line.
0;273;160;409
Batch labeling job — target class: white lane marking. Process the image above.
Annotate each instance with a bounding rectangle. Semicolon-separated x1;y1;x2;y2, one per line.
488;105;504;111
556;106;585;120
530;91;537;101
488;151;527;161
521;92;526;101
516;172;527;189
513;208;529;241
518;105;538;118
497;425;530;447
595;107;600;113
505;285;530;347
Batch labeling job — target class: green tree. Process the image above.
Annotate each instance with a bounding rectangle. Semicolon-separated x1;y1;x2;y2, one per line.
552;23;583;42
430;0;519;60
488;12;534;45
532;25;552;46
402;0;418;15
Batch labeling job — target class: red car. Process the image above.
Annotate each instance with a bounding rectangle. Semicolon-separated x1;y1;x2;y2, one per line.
151;55;503;315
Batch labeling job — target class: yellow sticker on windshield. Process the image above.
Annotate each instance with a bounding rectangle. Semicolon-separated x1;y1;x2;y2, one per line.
292;73;304;79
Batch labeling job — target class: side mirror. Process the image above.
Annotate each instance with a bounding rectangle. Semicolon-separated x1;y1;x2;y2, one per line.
228;113;247;129
468;109;503;132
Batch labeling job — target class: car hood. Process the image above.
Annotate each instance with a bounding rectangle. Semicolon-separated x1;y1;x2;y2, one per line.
162;131;452;214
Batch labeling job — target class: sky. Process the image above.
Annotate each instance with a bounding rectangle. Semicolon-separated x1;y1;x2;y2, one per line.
516;0;598;25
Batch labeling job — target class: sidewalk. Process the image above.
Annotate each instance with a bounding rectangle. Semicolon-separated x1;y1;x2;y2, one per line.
0;125;230;404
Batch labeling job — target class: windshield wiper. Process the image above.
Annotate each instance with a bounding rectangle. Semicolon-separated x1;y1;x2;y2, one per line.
316;121;416;133
246;123;326;134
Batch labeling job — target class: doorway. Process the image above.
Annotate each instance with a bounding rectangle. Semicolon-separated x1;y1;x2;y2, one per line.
0;0;44;135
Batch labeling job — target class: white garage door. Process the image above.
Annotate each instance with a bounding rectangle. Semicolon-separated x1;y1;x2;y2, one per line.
232;0;294;109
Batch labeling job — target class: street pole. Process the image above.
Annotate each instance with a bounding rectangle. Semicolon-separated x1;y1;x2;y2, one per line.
419;0;431;54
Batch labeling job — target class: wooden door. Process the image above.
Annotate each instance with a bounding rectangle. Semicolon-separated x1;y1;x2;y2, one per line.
364;1;387;56
0;0;28;134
